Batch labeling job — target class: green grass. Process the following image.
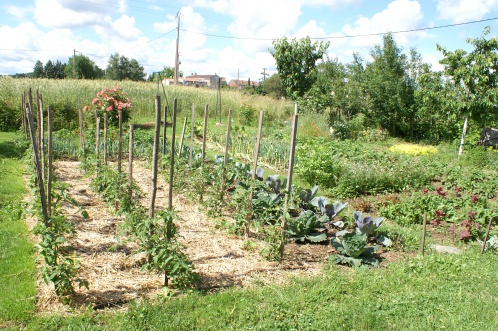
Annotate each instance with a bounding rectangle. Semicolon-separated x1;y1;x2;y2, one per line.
18;249;498;331
0;132;37;325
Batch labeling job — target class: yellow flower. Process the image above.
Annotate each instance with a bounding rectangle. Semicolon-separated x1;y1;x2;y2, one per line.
388;143;437;156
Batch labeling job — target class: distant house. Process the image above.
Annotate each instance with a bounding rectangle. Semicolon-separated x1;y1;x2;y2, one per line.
163;74;226;88
227;79;260;89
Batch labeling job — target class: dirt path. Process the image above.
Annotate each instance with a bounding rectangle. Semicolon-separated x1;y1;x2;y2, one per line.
35;160;328;313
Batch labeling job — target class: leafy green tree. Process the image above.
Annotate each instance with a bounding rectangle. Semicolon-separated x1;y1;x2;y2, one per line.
65;54;104;79
363;33;415;136
270;36;329;100
260;73;287;99
435;26;498;155
33;60;44;78
44;60;54;79
106;53;146;81
53;60;66;79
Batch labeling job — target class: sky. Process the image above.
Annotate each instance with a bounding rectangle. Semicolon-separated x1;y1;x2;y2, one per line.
1;0;498;82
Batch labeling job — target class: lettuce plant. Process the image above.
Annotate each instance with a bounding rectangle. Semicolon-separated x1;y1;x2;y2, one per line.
286;210;329;243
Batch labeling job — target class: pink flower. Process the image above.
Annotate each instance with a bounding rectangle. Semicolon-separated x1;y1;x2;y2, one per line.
83;105;88;112
107;106;113;111
471;195;479;204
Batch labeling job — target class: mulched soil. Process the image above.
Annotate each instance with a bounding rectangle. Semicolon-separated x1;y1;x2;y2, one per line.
28;160;406;314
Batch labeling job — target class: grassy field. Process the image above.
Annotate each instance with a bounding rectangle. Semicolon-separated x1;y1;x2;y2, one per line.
0;132;37;325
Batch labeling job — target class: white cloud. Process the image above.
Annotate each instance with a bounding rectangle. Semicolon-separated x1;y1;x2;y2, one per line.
302;0;362;7
34;0;107;28
94;15;143;42
5;5;33;21
436;0;498;23
342;0;427;49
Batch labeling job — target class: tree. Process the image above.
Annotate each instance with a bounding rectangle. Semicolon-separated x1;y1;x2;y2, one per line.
65;54;104;79
33;60;44;78
260;73;287;99
363;33;414;136
44;60;54;79
53;60;66;79
106;53;146;81
435;26;498;155
270;36;329;100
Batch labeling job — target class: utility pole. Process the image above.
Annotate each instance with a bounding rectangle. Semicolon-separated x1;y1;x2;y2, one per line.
73;49;76;79
261;68;269;82
174;12;180;85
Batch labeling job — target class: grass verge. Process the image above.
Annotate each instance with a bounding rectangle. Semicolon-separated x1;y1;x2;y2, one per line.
0;132;36;325
22;248;498;331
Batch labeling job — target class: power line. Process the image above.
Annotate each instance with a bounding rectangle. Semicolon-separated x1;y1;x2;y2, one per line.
181;16;498;41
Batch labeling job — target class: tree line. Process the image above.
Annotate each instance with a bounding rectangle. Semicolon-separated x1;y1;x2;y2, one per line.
260;27;498;145
30;53;147;81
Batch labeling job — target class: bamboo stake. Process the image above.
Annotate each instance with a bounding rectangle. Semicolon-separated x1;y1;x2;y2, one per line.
279;103;298;259
47;106;53;216
246;111;264;237
128;124;134;202
421;212;427;256
149;96;161;218
201;104;208;161
189;104;195;166
481;216;494;253
178;116;188;158
103;113;108;165
118;110;123;173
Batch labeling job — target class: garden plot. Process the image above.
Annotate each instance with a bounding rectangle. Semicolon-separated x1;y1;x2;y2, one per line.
38;160;333;312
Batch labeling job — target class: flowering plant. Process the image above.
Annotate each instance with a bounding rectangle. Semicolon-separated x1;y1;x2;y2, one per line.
84;86;132;127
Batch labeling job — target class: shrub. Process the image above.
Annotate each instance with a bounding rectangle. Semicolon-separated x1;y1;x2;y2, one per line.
0;98;21;131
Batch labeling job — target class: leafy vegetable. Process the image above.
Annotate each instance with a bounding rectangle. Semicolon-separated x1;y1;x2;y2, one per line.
286;210;329;243
354;211;383;236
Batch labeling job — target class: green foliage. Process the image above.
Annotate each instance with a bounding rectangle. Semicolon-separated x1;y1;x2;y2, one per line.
32;184;88;298
238;102;256;126
286;210;329;243
331;232;378;267
0;98;21;131
271;36;330;99
106;53;146;82
64;54;104;79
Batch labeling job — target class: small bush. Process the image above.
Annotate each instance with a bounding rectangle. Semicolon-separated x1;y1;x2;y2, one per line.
0;98;21;131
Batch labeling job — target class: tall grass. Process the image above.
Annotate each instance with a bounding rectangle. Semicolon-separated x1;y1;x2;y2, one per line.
0;77;293;129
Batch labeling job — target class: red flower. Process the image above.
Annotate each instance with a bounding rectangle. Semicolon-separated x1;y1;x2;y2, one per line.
471;195;479;204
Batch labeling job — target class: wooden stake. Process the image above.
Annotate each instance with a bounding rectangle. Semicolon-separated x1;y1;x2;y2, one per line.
279;103;298;259
118;110;123;173
421;212;427;256
47;106;53;216
481;216;494;253
178;116;188;158
26;103;49;226
95;117;100;170
150;96;161;218
78;97;85;156
128;124;134;202
223;109;232;168
162;105;168;154
168;99;178;212
201;104;208;161
189;104;195;166
246;111;264;236
103;113;108;165
38;92;45;184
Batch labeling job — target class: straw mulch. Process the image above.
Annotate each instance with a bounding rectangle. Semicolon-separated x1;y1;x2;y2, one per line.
31;160;330;314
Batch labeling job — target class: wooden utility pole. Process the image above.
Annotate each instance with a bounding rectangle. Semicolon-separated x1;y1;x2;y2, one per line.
261;68;269;82
173;13;181;85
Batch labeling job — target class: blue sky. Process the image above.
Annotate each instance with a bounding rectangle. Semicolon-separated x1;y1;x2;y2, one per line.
1;0;497;81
